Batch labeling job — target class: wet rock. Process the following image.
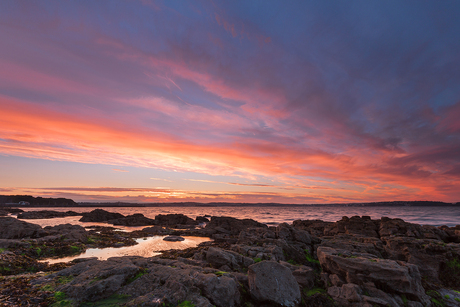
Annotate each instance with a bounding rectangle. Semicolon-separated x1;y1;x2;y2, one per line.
79;209;124;222
141;225;172;235
108;213;156;226
155;213;198;227
248;261;301;306
163;235;185;241
17;210;80;219
0;217;44;239
317;246;430;304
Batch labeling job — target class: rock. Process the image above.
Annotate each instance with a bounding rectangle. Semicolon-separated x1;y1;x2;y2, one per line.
54;257;141;302
0;210;8;216
195;273;241;307
292;266;315;288
108;213;156;226
196;216;210;223
317;246;430;304
155;214;198;227
248;261;301;306
44;224;87;242
163;235;185;242
206;247;254;270
79;209;124;222
141;226;172;235
205;216;267;236
0;217;44;239
17;210;80;219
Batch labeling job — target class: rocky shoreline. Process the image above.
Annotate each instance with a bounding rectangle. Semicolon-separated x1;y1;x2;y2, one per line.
0;210;459;306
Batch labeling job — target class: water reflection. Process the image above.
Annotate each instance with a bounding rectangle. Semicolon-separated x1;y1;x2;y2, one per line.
42;236;212;264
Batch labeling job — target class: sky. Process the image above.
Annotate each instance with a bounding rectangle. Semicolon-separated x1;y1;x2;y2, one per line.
1;0;460;204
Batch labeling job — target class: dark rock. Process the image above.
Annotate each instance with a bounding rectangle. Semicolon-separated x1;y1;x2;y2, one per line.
317;246;430;304
44;224;87;242
248;260;301;306
17;210;80;219
163;235;185;242
108;213;156;226
0;210;7;216
0;217;44;239
206;247;254;270
141;226;172;235
196;216;210;223
323;216;380;237
155;214;198;227
205;216;267;236
79;209;124;222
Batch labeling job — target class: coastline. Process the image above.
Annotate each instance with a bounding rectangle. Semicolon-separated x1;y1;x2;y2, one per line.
1;209;459;306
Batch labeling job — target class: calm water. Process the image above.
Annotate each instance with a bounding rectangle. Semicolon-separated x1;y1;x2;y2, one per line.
42;236;212;264
18;205;460;227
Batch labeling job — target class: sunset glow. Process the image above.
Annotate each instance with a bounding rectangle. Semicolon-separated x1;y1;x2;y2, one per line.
1;1;460;203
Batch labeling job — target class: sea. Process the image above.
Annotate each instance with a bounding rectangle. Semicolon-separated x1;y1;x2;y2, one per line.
12;205;459;263
17;205;460;228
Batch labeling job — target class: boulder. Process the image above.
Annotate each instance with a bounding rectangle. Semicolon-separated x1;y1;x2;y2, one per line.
108;213;156;226
79;209;124;222
17;210;80;219
0;217;44;239
248;261;301;306
155;214;198;227
317;246;430;304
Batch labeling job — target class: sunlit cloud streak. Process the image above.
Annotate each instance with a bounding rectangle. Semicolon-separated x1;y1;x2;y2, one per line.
0;1;460;203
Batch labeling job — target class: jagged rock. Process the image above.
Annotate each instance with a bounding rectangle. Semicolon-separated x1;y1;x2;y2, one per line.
205;216;267;236
0;217;44;239
276;223;312;245
163;235;185;242
279;261;316;288
108;213;156;226
292;219;333;237
79;209;124;222
155;214;198;227
317;246;430;305
17;210;80;219
206;247;254;270
248;261;301;306
44;224;88;242
238;227;276;245
324;216;380;237
231;244;285;262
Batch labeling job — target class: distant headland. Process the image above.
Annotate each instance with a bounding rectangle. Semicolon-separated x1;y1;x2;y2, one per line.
1;195;459;207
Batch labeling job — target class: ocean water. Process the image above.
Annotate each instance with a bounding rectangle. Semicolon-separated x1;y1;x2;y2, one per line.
17;205;460;228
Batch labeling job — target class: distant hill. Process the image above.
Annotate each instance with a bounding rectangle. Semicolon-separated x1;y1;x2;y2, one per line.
0;195;77;207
